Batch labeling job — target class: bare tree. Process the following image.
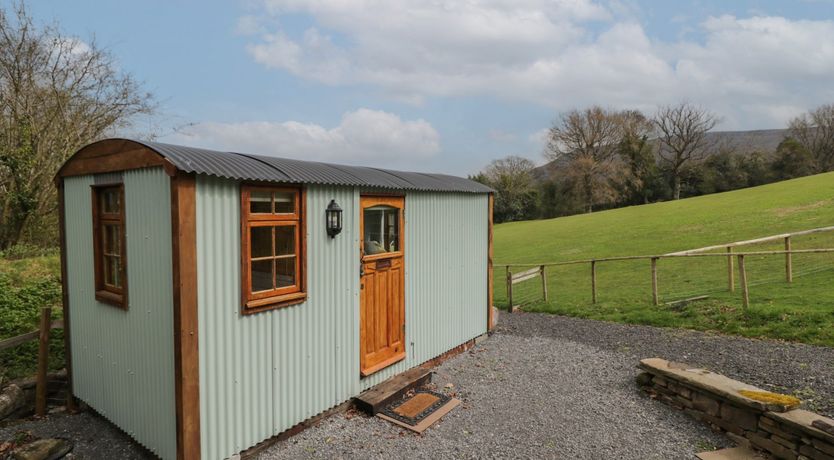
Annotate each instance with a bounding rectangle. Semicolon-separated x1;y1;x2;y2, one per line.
617;110;657;204
0;2;155;249
545;106;624;212
475;155;538;223
653;102;719;200
788;103;834;172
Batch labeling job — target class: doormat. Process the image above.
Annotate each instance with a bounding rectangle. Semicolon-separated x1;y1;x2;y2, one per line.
377;390;460;433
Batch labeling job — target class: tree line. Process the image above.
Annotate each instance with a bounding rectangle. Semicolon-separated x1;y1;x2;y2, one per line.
474;102;834;223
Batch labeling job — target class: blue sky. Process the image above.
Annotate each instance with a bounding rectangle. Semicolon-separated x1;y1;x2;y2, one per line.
28;0;834;175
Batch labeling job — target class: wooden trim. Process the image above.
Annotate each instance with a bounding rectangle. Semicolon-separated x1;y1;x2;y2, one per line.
359;194;405;261
359;194;406;377
57;139;176;180
242;291;307;314
360;353;406;377
487;193;494;331
91;184;128;309
361;251;403;263
239;185;307;314
57;183;77;411
171;173;200;460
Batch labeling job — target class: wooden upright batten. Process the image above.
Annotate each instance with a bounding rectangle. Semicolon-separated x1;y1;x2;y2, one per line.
651;257;659;306
738;254;749;309
726;246;735;292
57;182;76;411
590;260;597;304
487;193;494;330
171;173;200;460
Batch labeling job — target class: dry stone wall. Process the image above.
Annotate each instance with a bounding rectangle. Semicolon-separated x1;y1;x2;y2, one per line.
637;358;834;460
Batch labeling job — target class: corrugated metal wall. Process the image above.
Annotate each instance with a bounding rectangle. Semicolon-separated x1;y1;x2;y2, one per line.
196;177;488;460
63;168;177;459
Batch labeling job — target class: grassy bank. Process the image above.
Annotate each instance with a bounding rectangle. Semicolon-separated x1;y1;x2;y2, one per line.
494;172;834;346
0;254;64;381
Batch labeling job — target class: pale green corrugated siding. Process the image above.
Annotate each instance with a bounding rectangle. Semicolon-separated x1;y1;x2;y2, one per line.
196;177;487;460
63;168;177;459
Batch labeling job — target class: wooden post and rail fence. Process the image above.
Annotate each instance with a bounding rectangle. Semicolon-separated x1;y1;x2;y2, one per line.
502;225;834;312
0;307;64;416
506;265;548;311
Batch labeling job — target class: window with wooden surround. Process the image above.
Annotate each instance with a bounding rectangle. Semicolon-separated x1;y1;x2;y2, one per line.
241;185;306;313
92;184;127;308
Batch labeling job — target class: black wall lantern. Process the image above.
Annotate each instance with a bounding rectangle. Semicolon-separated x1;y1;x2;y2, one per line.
326;199;343;238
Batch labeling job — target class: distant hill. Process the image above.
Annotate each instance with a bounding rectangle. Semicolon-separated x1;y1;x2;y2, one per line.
533;128;789;181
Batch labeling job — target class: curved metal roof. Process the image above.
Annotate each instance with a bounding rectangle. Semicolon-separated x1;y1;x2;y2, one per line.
137;140;492;193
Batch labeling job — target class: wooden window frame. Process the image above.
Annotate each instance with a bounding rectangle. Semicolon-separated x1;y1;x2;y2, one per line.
360;195;405;263
240;184;307;314
91;183;128;309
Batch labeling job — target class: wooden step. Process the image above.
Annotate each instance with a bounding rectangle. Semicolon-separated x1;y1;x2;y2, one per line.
354;367;433;414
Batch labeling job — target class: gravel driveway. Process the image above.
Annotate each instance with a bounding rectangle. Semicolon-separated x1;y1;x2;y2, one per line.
259;312;834;460
3;312;832;459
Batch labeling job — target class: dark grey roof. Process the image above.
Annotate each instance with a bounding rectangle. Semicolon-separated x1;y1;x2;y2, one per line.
136;140;492;193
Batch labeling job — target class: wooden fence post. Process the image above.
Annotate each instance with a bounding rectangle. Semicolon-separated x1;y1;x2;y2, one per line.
738;254;749;309
726;246;734;292
591;260;597;304
785;236;793;283
506;269;513;312
651;257;659;306
540;265;548;302
36;307;51;417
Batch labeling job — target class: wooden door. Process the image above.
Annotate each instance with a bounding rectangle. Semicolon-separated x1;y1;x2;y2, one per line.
359;195;405;376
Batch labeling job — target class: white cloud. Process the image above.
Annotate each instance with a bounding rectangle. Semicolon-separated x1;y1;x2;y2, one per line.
488;129;517;142
165;108;440;167
242;1;834;129
528;128;550;146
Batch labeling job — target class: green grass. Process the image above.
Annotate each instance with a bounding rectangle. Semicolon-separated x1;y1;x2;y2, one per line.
495;171;834;347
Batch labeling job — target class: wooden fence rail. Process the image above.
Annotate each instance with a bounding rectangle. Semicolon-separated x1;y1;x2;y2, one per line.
0;308;62;416
0;318;63;352
498;248;834;311
665;226;834;291
664;225;834;255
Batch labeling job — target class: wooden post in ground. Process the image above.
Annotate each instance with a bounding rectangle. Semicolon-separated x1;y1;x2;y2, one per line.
591;260;597;304
651;257;659;306
738;254;749;309
36;307;51;416
540;265;548;302
506;269;513;312
726;246;734;292
784;236;793;283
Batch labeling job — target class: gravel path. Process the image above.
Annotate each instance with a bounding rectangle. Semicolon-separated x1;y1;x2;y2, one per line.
0;411;153;459
3;312;832;459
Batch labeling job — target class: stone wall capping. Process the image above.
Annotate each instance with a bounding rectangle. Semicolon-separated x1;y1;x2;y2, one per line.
639;358;797;412
638;357;834;460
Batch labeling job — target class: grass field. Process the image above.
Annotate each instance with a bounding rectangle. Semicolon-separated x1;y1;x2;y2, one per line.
494;171;834;347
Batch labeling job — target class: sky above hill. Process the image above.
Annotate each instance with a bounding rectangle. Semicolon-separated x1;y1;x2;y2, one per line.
29;0;834;175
